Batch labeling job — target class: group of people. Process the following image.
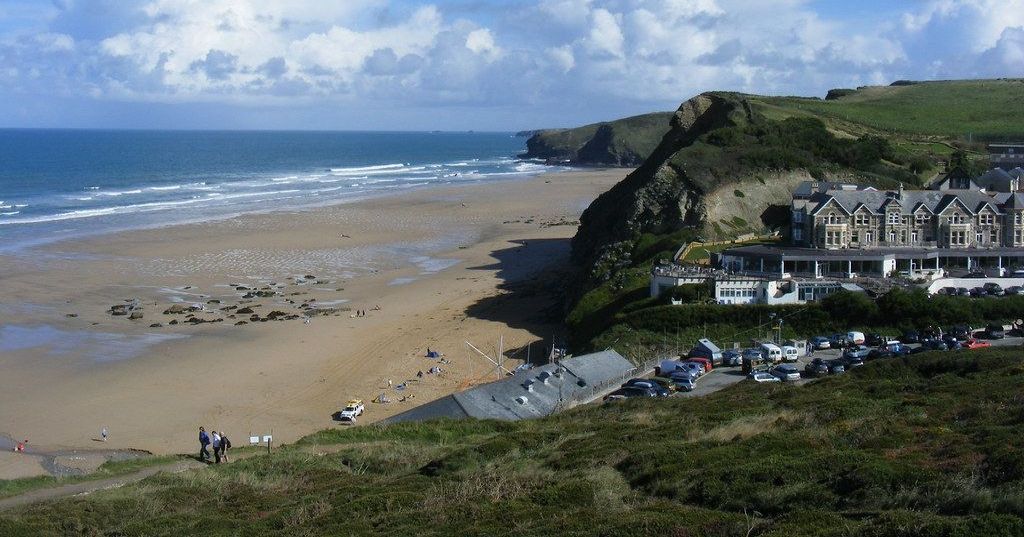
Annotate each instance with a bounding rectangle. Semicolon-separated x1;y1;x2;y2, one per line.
198;426;232;463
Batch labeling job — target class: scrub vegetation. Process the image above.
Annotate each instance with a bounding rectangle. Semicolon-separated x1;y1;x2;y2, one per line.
2;351;1022;536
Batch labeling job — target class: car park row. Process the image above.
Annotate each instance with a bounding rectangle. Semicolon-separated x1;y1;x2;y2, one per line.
604;322;1021;402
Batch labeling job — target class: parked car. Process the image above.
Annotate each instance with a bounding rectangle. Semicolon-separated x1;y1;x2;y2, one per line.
827;360;846;374
339;399;365;423
782;345;799;362
603;386;656;401
985;324;1006;339
748;371;781;383
839;354;864;366
949;325;972;340
687;357;713;372
810;336;831;350
804;358;830;377
844;345;872;359
970;287;987;297
673;377;696;392
846;331;866;345
865;333;884;346
722;349;742;366
902;330;920;344
770;364;801;382
743;348;765;363
671;366;701;381
956;287;970;296
962;339;992;350
940;286;958;295
829;334;849;348
1005;285;1023;296
867;349;893;360
622;379;670;397
984;282;1004;296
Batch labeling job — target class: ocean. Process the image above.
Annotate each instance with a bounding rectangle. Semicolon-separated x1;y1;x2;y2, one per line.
0;130;559;251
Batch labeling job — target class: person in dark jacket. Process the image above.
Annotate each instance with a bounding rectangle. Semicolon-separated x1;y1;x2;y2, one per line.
198;427;211;462
220;433;231;463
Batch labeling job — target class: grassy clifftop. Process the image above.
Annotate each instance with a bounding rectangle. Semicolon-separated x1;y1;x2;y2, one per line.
522;111;674;166
571;80;1024;284
2;351;1022;535
757;79;1024;140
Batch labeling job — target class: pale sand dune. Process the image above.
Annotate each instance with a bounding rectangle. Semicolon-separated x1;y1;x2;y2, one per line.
0;170;625;468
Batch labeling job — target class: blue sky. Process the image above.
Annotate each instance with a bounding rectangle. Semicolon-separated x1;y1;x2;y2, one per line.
0;0;1022;131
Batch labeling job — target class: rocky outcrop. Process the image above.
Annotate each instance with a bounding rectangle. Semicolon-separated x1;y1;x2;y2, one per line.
521;112;674;166
571;93;748;276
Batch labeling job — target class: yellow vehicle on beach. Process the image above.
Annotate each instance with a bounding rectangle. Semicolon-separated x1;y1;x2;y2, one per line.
339;399;365;423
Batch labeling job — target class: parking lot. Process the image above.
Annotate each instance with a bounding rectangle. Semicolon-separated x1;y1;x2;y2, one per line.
663;329;1024;399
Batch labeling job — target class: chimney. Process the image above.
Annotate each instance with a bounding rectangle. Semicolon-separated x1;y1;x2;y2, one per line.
898;182;904;200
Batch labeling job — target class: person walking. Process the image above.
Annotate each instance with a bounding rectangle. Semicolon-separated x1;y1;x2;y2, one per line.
198;427;211;462
211;430;222;464
101;427;108;442
220;432;231;463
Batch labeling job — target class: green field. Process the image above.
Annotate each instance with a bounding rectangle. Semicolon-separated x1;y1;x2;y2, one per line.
757;79;1024;141
2;351;1022;536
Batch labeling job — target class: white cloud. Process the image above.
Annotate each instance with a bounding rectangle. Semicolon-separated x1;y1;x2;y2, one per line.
547;45;576;72
465;28;500;60
585;8;624;58
1;0;1023;128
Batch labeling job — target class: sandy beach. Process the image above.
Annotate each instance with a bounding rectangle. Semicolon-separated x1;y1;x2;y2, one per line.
0;169;623;475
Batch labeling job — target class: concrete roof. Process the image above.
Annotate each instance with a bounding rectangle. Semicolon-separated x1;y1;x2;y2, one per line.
382;350;635;424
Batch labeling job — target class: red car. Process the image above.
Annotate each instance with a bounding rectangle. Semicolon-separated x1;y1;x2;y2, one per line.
962;339;991;350
686;357;713;372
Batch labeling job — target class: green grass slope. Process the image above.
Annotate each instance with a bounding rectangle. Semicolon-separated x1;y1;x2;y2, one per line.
2;351;1023;536
523;111;674;166
758;79;1024;140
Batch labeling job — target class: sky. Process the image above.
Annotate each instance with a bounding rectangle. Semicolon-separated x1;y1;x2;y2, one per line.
0;0;1022;131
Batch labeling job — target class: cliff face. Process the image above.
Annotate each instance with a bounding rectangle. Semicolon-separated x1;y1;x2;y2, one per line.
571;93;748;273
522;112;674;166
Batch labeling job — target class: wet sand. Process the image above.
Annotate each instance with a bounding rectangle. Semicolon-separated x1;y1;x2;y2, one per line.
0;169;624;473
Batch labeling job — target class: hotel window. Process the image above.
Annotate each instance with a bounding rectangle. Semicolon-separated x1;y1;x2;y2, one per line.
887;212;900;224
915;213;929;226
888;230;896;243
979;213;994;225
852;231;860;243
855;213;869;226
826;231;842;246
866;231;873;243
976;232;984;244
1016;229;1024;244
991;230;999;243
950;213;965;225
912;231;919;243
827;213;844;224
1016;213;1023;225
793;228;803;241
950;230;967;245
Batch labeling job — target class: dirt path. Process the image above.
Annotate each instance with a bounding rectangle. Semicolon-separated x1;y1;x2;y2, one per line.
0;458;205;512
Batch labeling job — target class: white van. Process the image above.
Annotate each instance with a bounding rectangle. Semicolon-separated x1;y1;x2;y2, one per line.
782;345;799;362
759;343;783;363
846;331;866;345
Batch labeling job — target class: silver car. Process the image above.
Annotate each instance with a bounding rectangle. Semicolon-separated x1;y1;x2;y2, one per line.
770;364;801;382
748;371;781;383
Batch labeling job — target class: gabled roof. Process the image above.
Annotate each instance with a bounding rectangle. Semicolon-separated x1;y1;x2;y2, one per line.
936;195;974;215
809;196;851;216
1003;192;1024;209
911;202;934;214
